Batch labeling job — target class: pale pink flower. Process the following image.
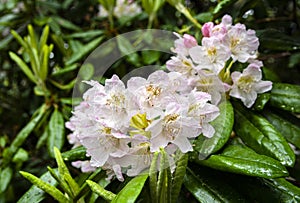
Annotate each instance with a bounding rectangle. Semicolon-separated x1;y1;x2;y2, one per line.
230;62;272;108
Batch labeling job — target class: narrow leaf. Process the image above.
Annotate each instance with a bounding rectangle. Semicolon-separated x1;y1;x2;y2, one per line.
111;174;148;203
48;109;65;157
19;171;69;203
61;146;87;161
86;180;116;201
171;153;188;203
27;24;38;50
66;37;104;65
50;78;76;90
39;25;50;52
11;29;28;49
9;52;37;84
54;147;80;197
149;151;159;203
17;171;58;203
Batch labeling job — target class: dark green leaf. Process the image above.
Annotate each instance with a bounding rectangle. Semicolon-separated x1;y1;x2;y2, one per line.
111;174;148;203
234;103;295;166
12;148;29;163
269;83;300;113
52;16;81;31
48;109;65;157
253;93;270;111
263;110;300;149
17;171;58;203
184;167;247;203
194;101;234;159
157;149;172;203
64;30;104;40
191;144;289;178
213;0;236;16
149;151;159;203
51;64;78;76
116;35;140;66
2;104;47;166
142;50;161;65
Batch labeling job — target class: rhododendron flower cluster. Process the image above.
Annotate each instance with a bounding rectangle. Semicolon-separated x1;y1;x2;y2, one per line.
67;14;273;180
166;14;272;107
67;71;219;181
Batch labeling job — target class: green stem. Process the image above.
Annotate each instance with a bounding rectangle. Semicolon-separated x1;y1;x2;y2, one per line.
175;3;202;29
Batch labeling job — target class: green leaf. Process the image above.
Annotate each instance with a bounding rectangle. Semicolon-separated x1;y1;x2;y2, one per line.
171;153;188;203
0;166;13;193
111;174;148;203
11;29;28;49
52;16;81;31
12;148;29;163
54;147;80;197
48;109;65;157
65;30;104;40
116;35;140;66
78;63;94;80
38;25;50;52
269;83;300;113
65;36;104;65
9;52;38;84
263;110;300;149
51;64;78;76
194;101;234;159
257;29;300;51
191;144;289;178
253;93;270;111
142;50;161;65
50;78;76;90
157;149;172;203
86;180;116;201
234;103;295;166
149;151;159;203
40;44;53;81
17;171;58;203
262;178;300;202
61;146;87;161
27;24;38;50
2;104;47;166
19;171;69;203
184;168;247;203
213;0;236;15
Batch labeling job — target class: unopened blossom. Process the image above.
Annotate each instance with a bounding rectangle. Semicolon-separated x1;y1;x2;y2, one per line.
230;62;272;108
171;32;198;56
189;37;231;74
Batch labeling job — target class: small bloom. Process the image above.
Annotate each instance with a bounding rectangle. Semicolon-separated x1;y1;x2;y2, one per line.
230;62;272;108
171;32;198;56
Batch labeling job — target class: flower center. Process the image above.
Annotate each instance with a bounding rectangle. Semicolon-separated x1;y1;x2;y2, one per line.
146;84;162;106
237;75;253;93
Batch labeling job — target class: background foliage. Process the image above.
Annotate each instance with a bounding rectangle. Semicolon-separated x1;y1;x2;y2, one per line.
0;0;300;202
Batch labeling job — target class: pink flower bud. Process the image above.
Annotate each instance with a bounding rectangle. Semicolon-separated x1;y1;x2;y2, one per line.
183;34;198;48
202;22;214;37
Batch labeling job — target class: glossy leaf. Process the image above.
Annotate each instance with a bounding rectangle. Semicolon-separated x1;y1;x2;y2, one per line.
19;171;69;203
194;101;234;159
61;146;87;161
191;144;289;178
17;171;57;203
48;109;65;157
111;174;148;203
213;0;236;16
9;51;37;84
234;103;295;166
157;149;172;203
269;83;300;113
263;110;300;149
253;93;270;111
86;180;116;201
184;168;247;203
